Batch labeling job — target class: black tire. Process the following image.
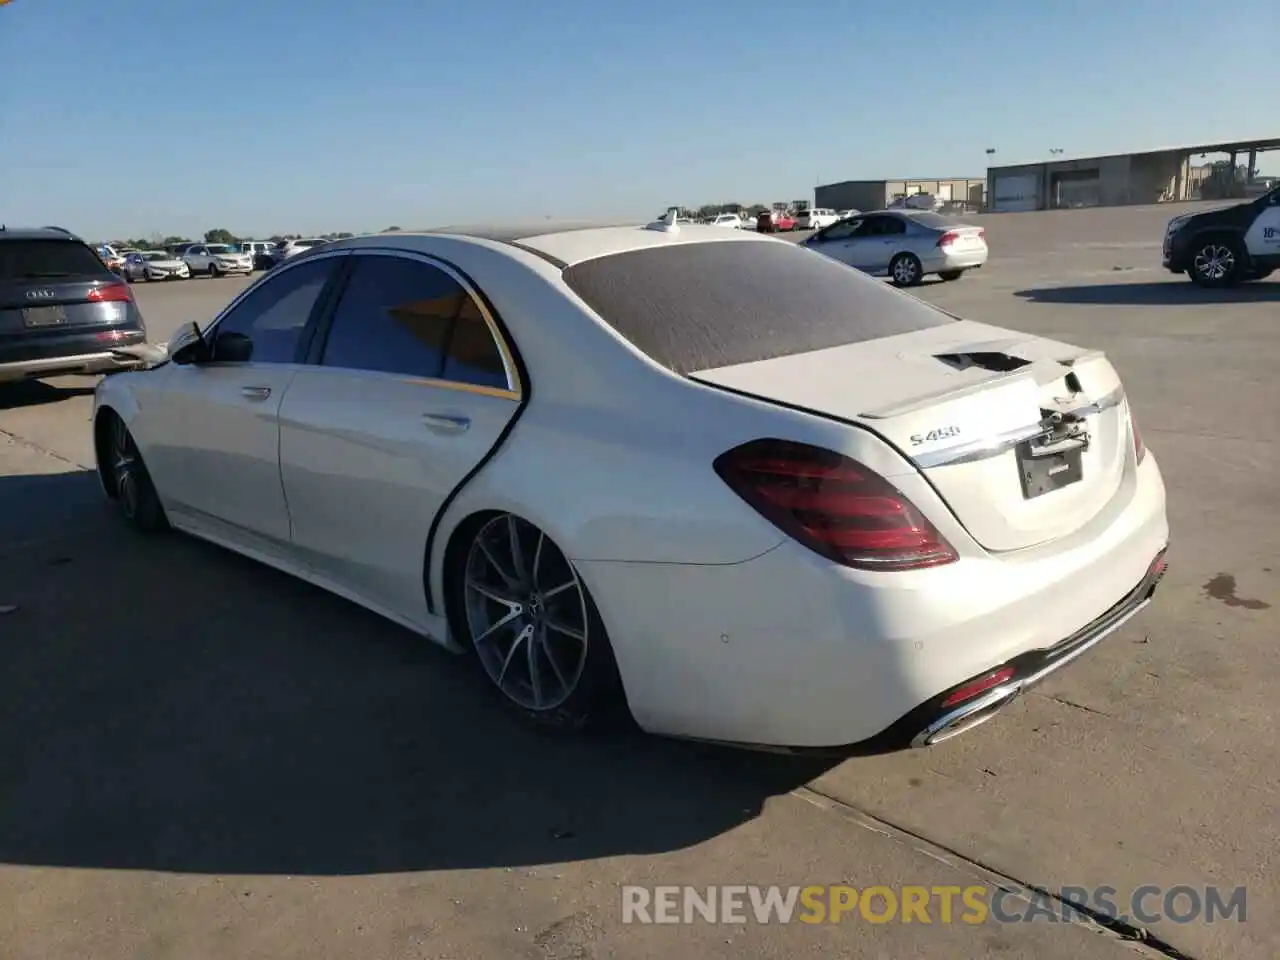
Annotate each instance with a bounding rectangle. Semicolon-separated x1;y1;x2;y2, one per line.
447;512;628;733
1188;234;1245;288
889;252;924;287
938;269;964;282
99;413;167;533
208;262;221;278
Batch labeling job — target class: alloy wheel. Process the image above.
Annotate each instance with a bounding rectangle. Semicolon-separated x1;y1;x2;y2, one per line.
892;256;919;285
1193;244;1234;282
111;417;139;520
463;515;590;712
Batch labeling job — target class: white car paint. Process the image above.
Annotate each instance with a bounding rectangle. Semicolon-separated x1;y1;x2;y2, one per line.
795;208;839;230
123;251;190;281
183;243;254;277
707;213;744;229
94;226;1168;751
1243;197;1280;257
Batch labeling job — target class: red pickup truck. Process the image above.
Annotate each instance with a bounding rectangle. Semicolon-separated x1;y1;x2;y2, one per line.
756;211;797;233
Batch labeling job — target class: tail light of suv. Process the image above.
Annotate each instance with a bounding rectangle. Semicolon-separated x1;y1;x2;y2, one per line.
713;438;958;571
86;280;134;303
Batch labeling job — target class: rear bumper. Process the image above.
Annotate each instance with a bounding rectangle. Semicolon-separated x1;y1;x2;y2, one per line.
0;329;148;382
577;454;1169;752
924;248;989;272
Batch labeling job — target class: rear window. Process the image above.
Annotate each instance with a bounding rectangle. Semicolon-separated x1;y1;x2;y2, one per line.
0;239;111;281
562;240;955;374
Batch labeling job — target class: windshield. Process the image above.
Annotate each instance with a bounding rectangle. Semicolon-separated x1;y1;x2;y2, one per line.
907;212;958;228
207;244;234;254
562;240;954;375
295;239;323;248
143;252;168;261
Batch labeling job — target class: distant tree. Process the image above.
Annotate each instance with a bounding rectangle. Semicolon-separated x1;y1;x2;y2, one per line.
204;228;239;244
384;225;401;232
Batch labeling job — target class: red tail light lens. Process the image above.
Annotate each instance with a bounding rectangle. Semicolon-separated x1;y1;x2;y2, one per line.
87;282;133;303
1130;412;1146;464
937;230;959;248
713;439;958;571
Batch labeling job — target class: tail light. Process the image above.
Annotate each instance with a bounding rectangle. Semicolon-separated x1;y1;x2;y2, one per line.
713;438;958;571
937;231;959;248
87;281;133;303
1131;413;1146;464
940;666;1016;708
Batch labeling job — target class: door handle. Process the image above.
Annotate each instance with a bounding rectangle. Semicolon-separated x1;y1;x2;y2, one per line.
240;385;272;401
422;413;470;434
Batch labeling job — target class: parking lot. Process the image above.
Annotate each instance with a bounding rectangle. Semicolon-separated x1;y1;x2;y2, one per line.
1;204;1277;960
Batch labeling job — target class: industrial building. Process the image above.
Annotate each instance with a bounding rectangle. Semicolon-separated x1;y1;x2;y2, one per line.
986;136;1280;212
814;177;986;213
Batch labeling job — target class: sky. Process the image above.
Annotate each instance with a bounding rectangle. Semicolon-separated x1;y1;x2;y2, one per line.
1;0;1274;239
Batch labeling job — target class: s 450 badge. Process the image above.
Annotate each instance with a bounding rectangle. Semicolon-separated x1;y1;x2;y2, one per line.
910;426;961;445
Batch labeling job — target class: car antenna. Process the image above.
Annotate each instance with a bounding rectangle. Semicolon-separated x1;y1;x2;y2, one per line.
645;206;681;234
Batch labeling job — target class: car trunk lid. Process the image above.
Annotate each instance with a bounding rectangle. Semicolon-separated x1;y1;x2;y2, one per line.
690;319;1133;552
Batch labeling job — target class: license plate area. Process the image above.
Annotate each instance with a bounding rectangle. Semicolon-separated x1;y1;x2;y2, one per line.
22;305;68;328
1017;436;1085;499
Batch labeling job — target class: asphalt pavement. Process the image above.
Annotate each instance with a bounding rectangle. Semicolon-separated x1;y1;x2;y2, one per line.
1;205;1277;960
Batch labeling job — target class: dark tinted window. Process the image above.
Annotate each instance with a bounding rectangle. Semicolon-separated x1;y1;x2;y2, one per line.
866;216;906;236
442;296;509;389
215;255;336;363
562;240;954;375
0;239;110;280
321;255;461;378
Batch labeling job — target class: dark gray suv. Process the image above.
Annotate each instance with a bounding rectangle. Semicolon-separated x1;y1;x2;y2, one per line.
0;226;148;383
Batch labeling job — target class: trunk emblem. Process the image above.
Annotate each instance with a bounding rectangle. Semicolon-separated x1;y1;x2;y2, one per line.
26;289;55;300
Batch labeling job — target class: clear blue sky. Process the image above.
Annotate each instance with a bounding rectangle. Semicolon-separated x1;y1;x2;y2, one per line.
1;0;1273;239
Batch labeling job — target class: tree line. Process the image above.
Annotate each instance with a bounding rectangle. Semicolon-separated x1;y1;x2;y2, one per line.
108;227;364;250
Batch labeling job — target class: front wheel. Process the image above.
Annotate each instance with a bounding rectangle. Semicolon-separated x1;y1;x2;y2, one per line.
938;269;964;282
452;513;625;732
1189;236;1245;288
889;253;924;287
101;414;167;533
208;262;221;278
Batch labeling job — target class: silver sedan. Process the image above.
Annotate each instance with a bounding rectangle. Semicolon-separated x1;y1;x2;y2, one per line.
800;210;988;286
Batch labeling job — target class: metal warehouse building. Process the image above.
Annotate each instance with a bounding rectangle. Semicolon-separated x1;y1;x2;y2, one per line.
986;136;1280;212
814;177;986;213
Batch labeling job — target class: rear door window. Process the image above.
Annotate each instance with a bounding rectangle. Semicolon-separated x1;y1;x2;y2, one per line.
562;240;954;375
0;239;110;280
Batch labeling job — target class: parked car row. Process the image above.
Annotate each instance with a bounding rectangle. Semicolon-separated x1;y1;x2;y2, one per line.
109;237;334;282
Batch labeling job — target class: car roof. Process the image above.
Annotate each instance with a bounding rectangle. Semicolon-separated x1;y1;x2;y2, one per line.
320;221;774;269
0;226;89;242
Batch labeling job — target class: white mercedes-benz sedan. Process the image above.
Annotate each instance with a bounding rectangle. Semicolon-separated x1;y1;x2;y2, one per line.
92;216;1169;753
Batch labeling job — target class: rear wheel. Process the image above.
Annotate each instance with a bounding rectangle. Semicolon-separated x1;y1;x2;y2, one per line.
938;269;964;282
102;414;167;533
1189;235;1244;288
889;253;923;287
451;512;626;732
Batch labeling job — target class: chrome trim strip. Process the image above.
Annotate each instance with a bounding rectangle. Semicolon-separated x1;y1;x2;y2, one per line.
911;385;1126;469
911;596;1150;748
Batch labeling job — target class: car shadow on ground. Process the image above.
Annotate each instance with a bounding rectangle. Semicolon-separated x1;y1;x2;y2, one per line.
0;470;835;877
0;380;97;410
1014;280;1280;305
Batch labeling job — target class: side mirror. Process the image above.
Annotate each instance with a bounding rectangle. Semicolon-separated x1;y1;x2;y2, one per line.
167;321;206;365
212;331;254;363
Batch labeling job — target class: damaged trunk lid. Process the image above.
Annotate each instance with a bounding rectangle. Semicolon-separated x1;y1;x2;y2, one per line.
691;319;1135;553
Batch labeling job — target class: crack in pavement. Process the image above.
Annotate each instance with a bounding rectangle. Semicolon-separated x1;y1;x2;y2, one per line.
794;786;1198;960
0;425;91;470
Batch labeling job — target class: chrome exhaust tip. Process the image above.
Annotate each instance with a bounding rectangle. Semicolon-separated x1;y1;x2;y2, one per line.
911;684;1022;748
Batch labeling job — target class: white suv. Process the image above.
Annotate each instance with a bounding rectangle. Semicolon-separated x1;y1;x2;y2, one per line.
183;243;254;277
708;213;744;229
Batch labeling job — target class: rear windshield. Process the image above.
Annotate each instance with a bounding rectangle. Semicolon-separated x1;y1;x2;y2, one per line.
0;239;111;281
562;240;955;374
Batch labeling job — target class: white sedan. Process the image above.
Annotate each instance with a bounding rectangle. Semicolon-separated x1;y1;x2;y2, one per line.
123;250;191;282
93;222;1169;751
